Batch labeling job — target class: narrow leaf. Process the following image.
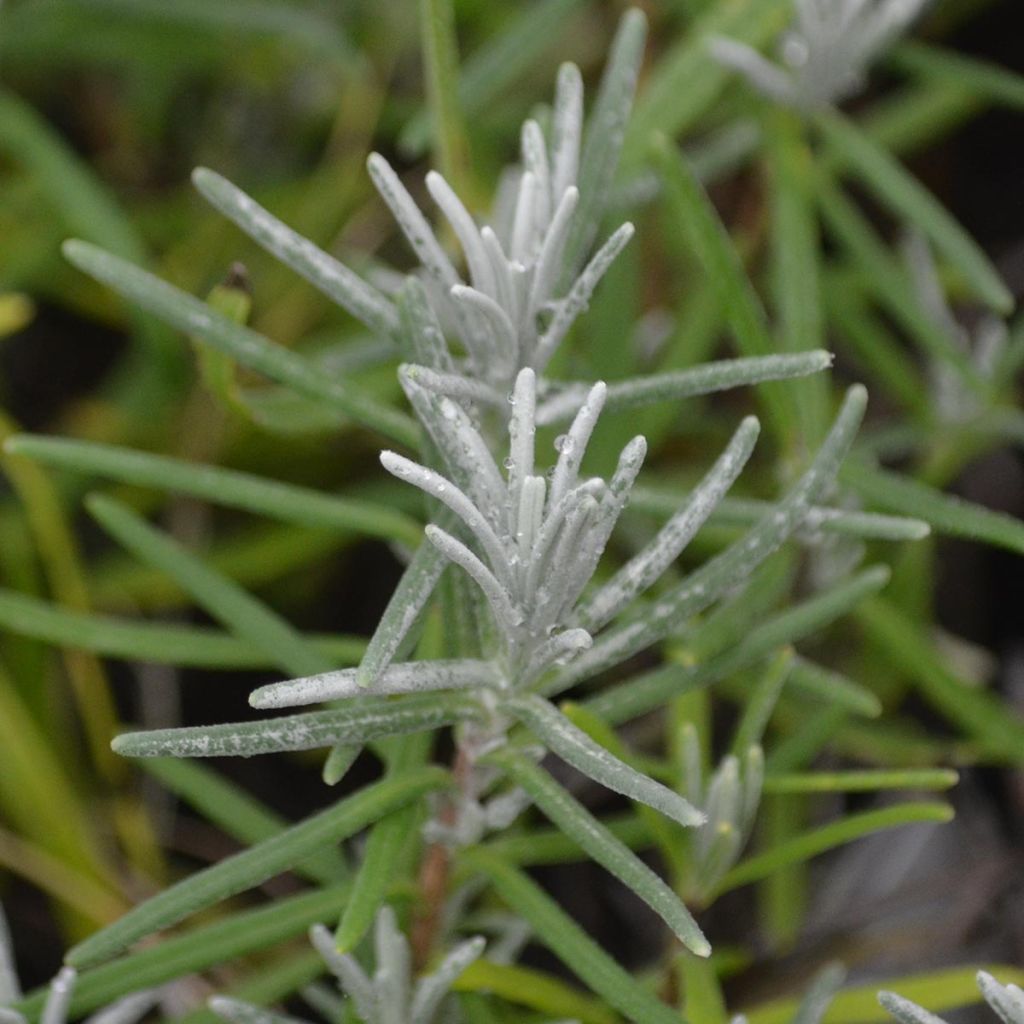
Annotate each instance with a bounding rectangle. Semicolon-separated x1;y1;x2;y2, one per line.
334;737;429;951
142;759;348;885
745;966;1024;1024
192;169;398;337
857;597;1024;761
843;461;1024;556
763;769;959;794
14;887;353;1019
563;8;647;273
62;241;418;448
251;659;498;708
6;435;422;546
112;693;478;759
87;494;330;679
654;137;795;441
66;769;447;969
462;849;685;1024
579;415;760;629
538;352;832;425
503;693;705;827
489;747;710;956
582;564;890;724
623;0;788;167
630;489;929;542
356;538;448;688
410;937;486;1024
713;802;953;896
398;0;585;158
815;178;984;390
816;110;1012;314
0;587;364;670
451;960;615;1024
419;0;470;194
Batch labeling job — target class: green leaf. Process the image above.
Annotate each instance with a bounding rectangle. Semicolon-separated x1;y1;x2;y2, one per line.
767;109;829;443
623;0;788;168
856;597;1024;761
730;648;793;756
823;279;931;420
889;42;1024;111
6;435;422;546
333;737;430;951
680;955;728;1024
66;768;447;969
61;240;418;448
654;136;791;441
142;759;348;885
787;658;883;719
0;586;364;669
0;90;178;388
398;0;584;158
86;494;331;678
816;110;1013;314
488;747;710;956
0;662;119;917
15;887;352;1020
452;960;616;1024
858;81;981;163
72;0;355;63
815;177;986;391
762;769;959;794
92;520;351;613
321;743;361;786
766;706;849;775
111;692;479;759
758;791;806;949
0;412;124;784
745;965;1024;1024
419;0;471;196
713;802;953;897
585;565;889;726
461;849;685;1024
842;461;1024;556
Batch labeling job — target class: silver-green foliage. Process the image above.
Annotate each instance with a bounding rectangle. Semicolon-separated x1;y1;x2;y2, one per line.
710;0;930;111
82;10;885;969
6;4;973;1022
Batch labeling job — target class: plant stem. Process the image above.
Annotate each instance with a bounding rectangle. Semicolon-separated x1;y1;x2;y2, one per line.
411;743;474;967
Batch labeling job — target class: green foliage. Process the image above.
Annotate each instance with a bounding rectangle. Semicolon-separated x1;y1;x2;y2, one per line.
0;2;1020;1024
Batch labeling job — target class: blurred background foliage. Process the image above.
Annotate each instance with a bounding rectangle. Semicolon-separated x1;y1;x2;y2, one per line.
0;0;1023;1013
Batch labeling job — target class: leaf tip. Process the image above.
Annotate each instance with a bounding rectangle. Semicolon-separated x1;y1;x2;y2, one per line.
61;238;92;267
191;166;216;190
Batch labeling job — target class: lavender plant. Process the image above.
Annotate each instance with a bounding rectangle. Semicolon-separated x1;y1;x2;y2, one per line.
2;3;1022;1024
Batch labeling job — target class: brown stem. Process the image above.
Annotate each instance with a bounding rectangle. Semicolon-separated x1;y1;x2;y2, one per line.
410;744;474;968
